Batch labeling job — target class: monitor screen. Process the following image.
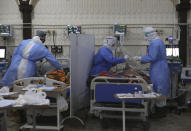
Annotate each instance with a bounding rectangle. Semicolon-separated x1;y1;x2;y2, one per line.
0;25;12;37
166;47;179;57
0;47;6;59
113;24;126;35
67;25;81;35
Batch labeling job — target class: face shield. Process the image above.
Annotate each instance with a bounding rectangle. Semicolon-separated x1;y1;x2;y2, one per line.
103;36;117;50
144;31;155;40
143;27;158;42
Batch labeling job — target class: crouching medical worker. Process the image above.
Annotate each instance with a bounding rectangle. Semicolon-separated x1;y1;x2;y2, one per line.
133;27;170;118
1;30;62;87
87;36;129;86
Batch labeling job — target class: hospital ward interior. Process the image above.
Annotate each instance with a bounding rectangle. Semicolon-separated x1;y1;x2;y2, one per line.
0;0;191;131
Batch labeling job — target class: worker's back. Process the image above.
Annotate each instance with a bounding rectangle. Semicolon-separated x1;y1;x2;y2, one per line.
13;38;48;62
1;37;49;86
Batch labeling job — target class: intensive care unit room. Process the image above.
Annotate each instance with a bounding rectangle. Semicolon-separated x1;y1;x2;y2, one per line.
0;0;191;131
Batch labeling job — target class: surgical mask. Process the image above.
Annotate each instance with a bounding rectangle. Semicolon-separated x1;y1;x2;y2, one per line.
108;45;115;51
104;43;115;51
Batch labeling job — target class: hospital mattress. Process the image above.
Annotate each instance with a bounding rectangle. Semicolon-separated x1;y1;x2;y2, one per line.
91;76;149;104
95;84;142;103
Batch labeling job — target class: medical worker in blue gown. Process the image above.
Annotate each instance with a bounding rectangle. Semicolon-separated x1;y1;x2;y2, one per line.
133;27;170;118
1;30;62;86
87;36;129;86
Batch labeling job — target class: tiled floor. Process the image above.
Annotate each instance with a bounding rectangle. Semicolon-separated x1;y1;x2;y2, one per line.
63;111;191;131
6;108;191;131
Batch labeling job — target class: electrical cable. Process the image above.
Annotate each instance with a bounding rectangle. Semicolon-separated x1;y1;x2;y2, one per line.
53;31;57;58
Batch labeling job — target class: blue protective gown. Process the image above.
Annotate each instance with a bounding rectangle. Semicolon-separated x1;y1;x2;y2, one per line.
89;46;125;76
141;39;170;96
1;38;62;86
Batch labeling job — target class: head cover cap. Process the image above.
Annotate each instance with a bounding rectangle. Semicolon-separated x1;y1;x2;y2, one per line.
143;27;158;42
103;36;117;47
36;30;46;43
143;27;156;34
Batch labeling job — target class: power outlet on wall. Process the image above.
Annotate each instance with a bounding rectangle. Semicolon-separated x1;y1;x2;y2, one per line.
57;46;63;53
51;46;57;53
51;45;63;53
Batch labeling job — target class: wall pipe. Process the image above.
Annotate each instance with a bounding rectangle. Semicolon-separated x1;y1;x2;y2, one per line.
176;0;190;66
19;0;33;39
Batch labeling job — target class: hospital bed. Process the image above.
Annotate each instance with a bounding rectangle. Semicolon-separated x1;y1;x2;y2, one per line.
13;77;67;131
90;75;150;130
